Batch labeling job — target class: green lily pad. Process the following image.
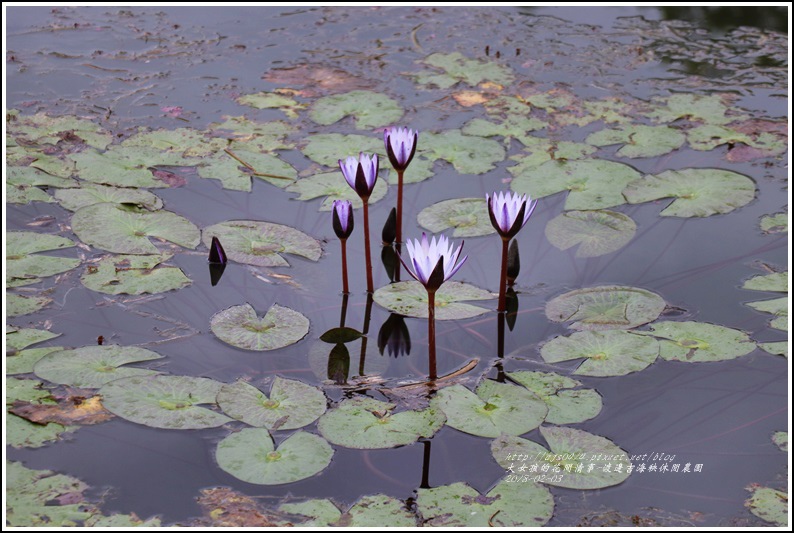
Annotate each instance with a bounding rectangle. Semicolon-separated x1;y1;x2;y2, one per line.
54;183;164;212
279;499;342;527
431;382;547;438
760;213;787;234
638;321;756;363
373;281;493;320
7;293;52;317
623;168;756;217
236;92;306;118
508;140;597;172
70;147;183;188
746;297;788;331
85;514;162;528
646;94;739;125
7;347;64;376
33;345;164;388
99;375;232;429
301;133;383;167
6;326;60;352
80;253;191;295
6;378;77;448
540;330;660;377
759;341;787;357
772;431;787;452
743;271;787;292
545;210;636;258
216;428;333;485
417;479;553;527
7;184;55;204
507;371;603;424
121;127;227;158
491;426;632;489
6;376;54;405
8;111;113;149
411;52;515;88
210;303;310;351
385;156;435;184
6;461;93;526
6;231;80;285
510;159;641;211
72;203;200;254
745;486;787;526
216;378;326;430
317;396;445;449
202;220;321;267
7;165;78;189
462;116;546;146
197;149;297;191
342;495;416;527
285;171;388;211
422;130;505;174
586;125;686;158
209;116;297;148
310;90;403;129
417;197;495;238
546;285;666;331
687;124;754;151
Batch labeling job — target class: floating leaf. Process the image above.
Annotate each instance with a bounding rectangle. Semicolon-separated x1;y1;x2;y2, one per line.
72;203;200;254
759;341;787;357
510;159;641;211
431;382;547;438
99;375;232;429
7;184;54;204
7;293;51;317
70;147;183;188
545;210;636;258
646;94;739;125
121;127;227;158
279;499;342;527
745;486;787;527
492;426;632;489
586;125;685;158
210;303;310;351
197;150;297;191
772;431;788;452
216;429;333;485
638;321;755;363
508;140;597;172
623;168;756;217
417;480;553;527
6;461;93;526
85;514;161;528
546;286;666;331
743;271;787;292
411;52;515;88
6;231;80;285
54;183;163;212
7;166;77;203
760;213;787;234
8;111;113;149
462;116;546;146
208;116;296;150
6;376;53;405
6;327;60;351
417;198;495;237
6;378;77;448
301;133;383;167
385;156;435;184
422;130;505;174
341;495;416;527
746;297;787;331
373;281;493;320
33;345;164;388
540;330;660;377
317;396;445;449
80;253;191;295
10;395;113;427
310;90;403;129
236;92;306;118
285;171;388;211
7;348;63;375
507;371;602;424
202;220;321;267
216;378;326;430
194;487;287;526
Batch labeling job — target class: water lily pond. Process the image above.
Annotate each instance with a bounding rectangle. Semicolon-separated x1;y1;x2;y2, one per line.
5;5;789;527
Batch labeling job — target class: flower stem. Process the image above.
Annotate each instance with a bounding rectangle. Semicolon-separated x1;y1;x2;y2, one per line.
498;237;509;312
427;289;437;381
363;199;374;293
396;169;404;245
340;239;349;295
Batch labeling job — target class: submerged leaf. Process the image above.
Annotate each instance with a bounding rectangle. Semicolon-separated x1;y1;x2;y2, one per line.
417;197;495;237
373;281;493;320
216;378;326;430
202;220;321;267
545;210;636;258
210;303;310;351
33;345;164;388
546;286;666;331
540;330;660;377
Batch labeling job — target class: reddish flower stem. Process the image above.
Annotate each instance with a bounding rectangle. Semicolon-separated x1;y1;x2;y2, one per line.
363;199;374;293
396;169;404;245
428;289;437;381
498;237;509;312
340;238;349;294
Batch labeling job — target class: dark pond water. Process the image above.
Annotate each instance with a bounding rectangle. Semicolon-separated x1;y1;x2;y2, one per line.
5;5;789;527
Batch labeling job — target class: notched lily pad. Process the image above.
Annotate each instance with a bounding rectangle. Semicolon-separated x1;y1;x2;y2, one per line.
373;281;493;320
587;125;686;158
545;210;636;258
637;321;755;363
6;231;80;285
197;149;297;191
410;52;515;89
507;371;602;424
760;213;787;234
279;495;416;527
216;428;333;485
202;220;321;267
8;347;65;376
80;254;191;295
546;285;666;331
743;271;787;293
759;341;787;357
6;461;93;526
285;171;388;211
33;345;164;388
422;130;505;174
55;183;164;212
745;486;787;527
301;133;383;167
6;327;60;352
70;147;184;188
211;303;310;351
540;330;660;377
417;197;495;238
317;396;445;449
310;90;403;129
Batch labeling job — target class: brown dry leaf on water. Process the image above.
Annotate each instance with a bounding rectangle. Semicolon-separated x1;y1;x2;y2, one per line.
194;487;292;527
10;395;113;426
262;64;375;96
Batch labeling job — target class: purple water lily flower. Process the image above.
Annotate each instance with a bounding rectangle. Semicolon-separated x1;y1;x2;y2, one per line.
384;126;418;172
208;236;227;264
403;233;467;292
486;191;537;240
332;200;354;240
339;153;379;199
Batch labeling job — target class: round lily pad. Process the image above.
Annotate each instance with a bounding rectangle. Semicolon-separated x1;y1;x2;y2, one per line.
216;378;326;430
540;330;660;377
216;428;333;485
210;303;309;352
545;210;636;258
301;133;383;167
317;396;445;449
310;90;403;129
546;285;666;331
54;183;164;212
417;198;495;238
743;271;787;292
431;382;548;438
70;147;184;188
6;327;60;352
71;203;200;254
202;221;321;267
622;168;756;217
508;371;602;424
80;254;191;295
6;231;80;285
7;347;64;376
99;375;232;430
373;281;493;320
639;321;756;362
586;125;685;158
745;486;787;526
417;479;553;527
285;171;388;211
510;159;641;211
422;130;505;175
34;345;164;388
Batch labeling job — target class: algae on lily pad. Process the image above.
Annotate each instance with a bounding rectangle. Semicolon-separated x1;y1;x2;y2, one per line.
6;461;93;526
417;479;553;527
54;183;164;212
81;254;191;295
546;285;666;331
417;197;495;237
411;52;515;89
743;271;787;293
216;377;326;430
6;231;80;285
507;371;602;424
422;130;505;174
545;210;636;258
373;281;493;320
317;396;445;449
745;486;788;527
210;303;310;351
540;329;660;377
7;293;52;317
638;321;755;363
623;168;756;217
301;133;383;167
586;125;686;158
99;375;232;429
202;220;321;267
431;381;547;438
310;90;403;129
33;345;164;388
216;428;333;485
285;171;388;211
